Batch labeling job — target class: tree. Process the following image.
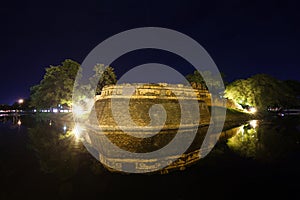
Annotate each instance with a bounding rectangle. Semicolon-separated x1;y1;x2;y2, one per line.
11;98;30;111
30;59;80;109
30;60;117;109
186;70;225;93
224;74;296;110
227;124;258;158
0;104;11;111
186;70;205;86
90;64;117;95
284;80;300;106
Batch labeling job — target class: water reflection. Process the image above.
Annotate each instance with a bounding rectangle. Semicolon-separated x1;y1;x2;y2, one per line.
63;124;67;132
0;114;23;131
227;118;300;161
227;120;259;158
25;115;300;175
26;118;105;181
72;124;83;140
1;113;299;177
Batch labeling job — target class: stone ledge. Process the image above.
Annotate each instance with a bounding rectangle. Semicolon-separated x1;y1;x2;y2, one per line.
96;83;211;101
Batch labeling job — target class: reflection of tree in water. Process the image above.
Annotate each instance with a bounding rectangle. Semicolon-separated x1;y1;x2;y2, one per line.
227;118;300;161
27;121;106;197
227;124;258;158
28;124;77;177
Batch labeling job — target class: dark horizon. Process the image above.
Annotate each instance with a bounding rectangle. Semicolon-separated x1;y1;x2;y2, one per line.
1;0;300;104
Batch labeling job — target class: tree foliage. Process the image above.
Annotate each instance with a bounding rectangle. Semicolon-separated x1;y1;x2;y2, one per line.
224;74;298;110
186;70;205;86
0;104;11;110
90;64;117;95
186;70;225;94
30;59;80;109
284;80;300;98
30;60;117;109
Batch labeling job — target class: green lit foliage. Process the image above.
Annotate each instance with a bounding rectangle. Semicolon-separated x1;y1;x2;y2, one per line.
30;60;117;109
30;59;80;109
224;74;295;110
227;125;258;158
227;118;300;161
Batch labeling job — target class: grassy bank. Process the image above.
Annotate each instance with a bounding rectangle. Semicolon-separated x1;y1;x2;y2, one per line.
209;106;255;131
223;108;254;130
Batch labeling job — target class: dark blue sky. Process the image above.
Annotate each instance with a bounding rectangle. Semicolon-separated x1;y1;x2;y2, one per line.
1;0;300;104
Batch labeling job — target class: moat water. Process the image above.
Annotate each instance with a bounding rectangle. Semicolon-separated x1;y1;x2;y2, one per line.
0;114;299;199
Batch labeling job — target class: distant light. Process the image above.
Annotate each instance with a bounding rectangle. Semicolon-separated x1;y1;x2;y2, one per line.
63;125;67;132
18;99;24;104
49;120;52;126
249;120;258;128
17;119;21;126
249;107;257;114
53;108;58;113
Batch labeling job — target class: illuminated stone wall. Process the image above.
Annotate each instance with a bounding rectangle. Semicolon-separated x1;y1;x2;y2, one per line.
92;83;213;173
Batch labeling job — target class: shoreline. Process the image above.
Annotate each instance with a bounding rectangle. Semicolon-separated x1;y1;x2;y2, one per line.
30;107;256;130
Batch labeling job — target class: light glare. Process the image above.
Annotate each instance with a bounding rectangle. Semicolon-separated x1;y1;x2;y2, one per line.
249;120;258;128
72;124;82;139
249;107;257;114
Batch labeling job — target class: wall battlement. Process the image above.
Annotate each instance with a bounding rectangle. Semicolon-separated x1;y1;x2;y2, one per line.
95;83;211;101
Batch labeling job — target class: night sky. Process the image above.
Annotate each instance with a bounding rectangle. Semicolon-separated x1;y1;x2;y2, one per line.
1;0;300;104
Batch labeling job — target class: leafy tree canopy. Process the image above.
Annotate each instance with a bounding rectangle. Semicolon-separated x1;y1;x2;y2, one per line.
30;59;80;109
90;64;117;95
30;60;117;109
186;70;226;95
224;74;299;110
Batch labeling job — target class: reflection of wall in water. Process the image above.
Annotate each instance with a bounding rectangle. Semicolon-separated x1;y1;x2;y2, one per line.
91;83;213;173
